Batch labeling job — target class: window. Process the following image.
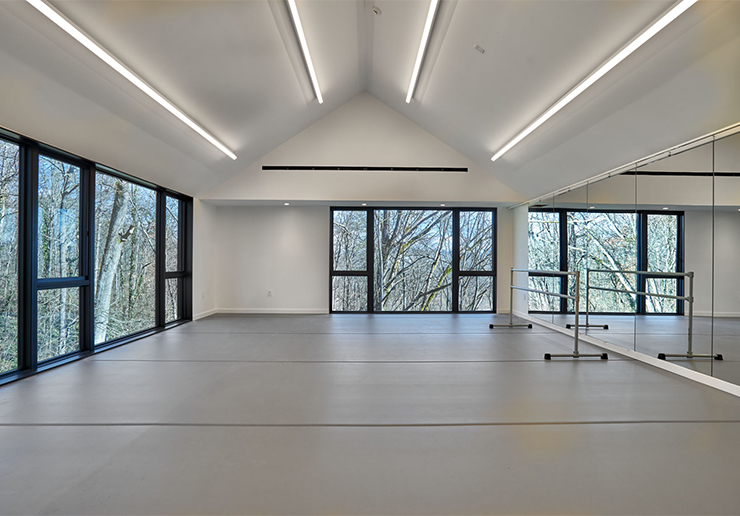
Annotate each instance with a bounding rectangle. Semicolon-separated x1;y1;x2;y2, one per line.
331;210;368;312
374;210;453;312
527;211;561;311
330;208;496;313
38;156;80;279
528;208;682;315
37;155;83;363
94;173;157;343
458;210;495;312
574;211;637;313
164;196;184;323
645;214;680;313
0;126;193;385
0;140;19;374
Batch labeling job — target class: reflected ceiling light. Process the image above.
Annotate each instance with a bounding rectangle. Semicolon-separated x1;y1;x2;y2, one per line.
490;0;697;162
287;0;323;104
406;0;440;103
24;0;237;160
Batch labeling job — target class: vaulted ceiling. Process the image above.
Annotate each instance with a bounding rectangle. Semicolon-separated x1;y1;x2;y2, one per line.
0;0;738;199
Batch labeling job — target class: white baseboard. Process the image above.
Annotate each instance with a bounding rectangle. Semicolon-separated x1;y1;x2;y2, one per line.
513;310;740;400
215;308;329;315
193;308;218;321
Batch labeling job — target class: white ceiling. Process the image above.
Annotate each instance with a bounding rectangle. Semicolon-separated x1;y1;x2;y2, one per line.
0;0;738;199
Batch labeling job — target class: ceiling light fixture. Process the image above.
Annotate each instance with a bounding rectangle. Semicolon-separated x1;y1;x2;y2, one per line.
284;202;290;206
24;0;237;160
406;0;440;103
490;0;697;162
662;207;669;210
440;203;446;207
287;0;323;104
361;203;368;206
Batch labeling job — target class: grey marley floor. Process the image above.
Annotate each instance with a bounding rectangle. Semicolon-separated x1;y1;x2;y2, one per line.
1;314;740;515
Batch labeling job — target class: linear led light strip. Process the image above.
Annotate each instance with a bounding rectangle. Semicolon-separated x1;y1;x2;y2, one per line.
490;0;697;162
406;0;440;103
25;0;237;160
287;0;323;104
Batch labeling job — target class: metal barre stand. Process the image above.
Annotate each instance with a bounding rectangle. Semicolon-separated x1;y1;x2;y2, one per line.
490;268;608;361
586;269;722;361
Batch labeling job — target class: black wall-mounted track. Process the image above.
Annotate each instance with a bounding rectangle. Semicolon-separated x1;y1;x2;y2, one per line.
262;165;467;172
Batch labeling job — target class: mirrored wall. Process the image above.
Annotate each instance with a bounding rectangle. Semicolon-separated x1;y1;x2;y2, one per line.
529;126;740;385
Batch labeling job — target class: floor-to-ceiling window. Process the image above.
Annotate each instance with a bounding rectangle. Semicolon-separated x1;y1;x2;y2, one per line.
527;208;682;314
94;172;157;343
0;139;19;374
331;208;496;313
0;126;193;386
37;155;84;362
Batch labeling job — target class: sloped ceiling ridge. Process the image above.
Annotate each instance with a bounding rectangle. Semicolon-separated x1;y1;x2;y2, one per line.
202;93;523;204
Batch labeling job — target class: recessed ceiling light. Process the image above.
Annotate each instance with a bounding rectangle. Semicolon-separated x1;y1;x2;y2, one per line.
284;202;290;206
24;0;237;160
361;203;367;206
440;203;446;207
490;0;697;162
589;206;595;209
287;0;323;104
662;207;669;210
406;0;440;103
372;6;381;16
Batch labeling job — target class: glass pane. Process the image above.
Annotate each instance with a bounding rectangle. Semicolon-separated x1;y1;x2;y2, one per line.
0;140;19;374
528;275;561;312
645;277;677;313
374;210;452;311
37;287;80;362
165;196;180;272
38;156;80;278
459;211;493;271
94;173;157;344
567;211;588;312
528;211;560;271
647;214;678;273
581;212;637;313
459;276;494;311
333;210;367;271
332;276;368;311
165;277;180;323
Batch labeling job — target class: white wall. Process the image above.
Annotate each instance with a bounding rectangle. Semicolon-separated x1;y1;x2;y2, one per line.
192;199;219;319
212;206;330;314
202;93;522;204
510;205;530;315
686;209;740;317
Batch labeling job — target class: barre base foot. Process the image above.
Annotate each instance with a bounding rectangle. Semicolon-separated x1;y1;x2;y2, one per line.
565;324;609;330
658;353;723;361
545;352;608;360
490;323;532;329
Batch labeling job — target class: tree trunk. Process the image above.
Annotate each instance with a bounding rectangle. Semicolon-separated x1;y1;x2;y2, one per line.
94;181;130;343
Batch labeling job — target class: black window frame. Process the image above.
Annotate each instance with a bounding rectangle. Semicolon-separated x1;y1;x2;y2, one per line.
528;207;684;315
329;207;497;313
0;125;193;387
